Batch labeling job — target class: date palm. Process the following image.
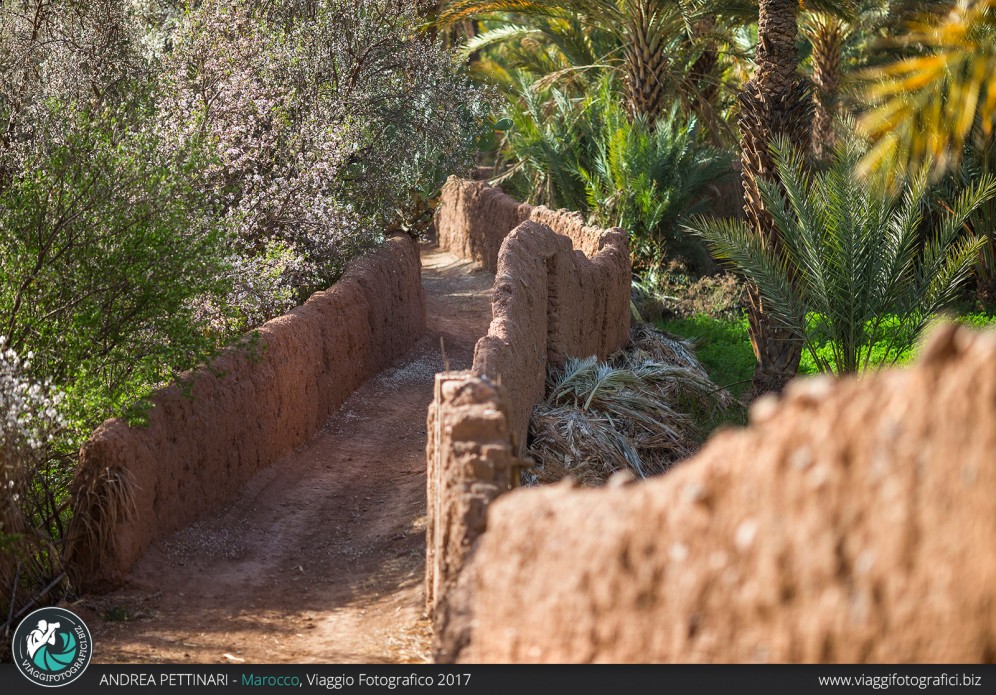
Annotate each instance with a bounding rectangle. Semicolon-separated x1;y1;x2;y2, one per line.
736;0;862;393
859;0;996;181
737;0;815;394
805;12;846;160
440;0;733;124
801;1;923;162
690;135;996;375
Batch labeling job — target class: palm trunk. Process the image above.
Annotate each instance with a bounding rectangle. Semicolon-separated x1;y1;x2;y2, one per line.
686;15;724;142
739;0;812;395
808;15;844;161
688;15;719;103
623;3;667;123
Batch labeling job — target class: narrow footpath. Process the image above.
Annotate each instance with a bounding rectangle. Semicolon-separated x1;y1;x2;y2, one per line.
78;245;494;664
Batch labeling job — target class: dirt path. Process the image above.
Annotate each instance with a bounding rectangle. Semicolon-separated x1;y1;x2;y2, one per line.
77;245;494;664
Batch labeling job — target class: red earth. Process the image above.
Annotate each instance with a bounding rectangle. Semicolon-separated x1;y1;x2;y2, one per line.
75;246;494;664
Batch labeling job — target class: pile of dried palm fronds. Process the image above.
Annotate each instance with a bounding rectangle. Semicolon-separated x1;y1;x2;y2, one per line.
525;324;730;486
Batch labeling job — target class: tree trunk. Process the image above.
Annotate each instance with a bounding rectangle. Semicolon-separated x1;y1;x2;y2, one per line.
688;15;719;103
738;0;812;395
623;3;668;123
808;15;844;161
685;15;726;143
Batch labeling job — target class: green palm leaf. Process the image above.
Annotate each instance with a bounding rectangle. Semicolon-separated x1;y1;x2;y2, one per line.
687;135;996;374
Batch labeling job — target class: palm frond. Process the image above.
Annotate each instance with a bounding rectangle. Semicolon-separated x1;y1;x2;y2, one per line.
686;215;806;333
857;0;996;181
688;133;996;374
455;24;544;62
527;324;730;487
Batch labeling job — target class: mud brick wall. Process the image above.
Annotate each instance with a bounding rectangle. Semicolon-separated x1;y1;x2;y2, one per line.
68;236;426;588
425;181;632;648
438;325;996;664
425;373;516;639
435;177;630;444
471;220;630;444
435;176;621;271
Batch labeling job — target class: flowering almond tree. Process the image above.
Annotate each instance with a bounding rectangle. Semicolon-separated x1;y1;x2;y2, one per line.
162;0;495;304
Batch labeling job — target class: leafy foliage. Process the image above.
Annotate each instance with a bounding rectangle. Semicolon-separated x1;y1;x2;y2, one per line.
162;0;496;298
440;0;742;122
495;78;593;211
1;100;234;438
497;78;731;267
689;135;996;374
859;0;996;181
936;134;996;301
579;100;732;265
0;338;64;628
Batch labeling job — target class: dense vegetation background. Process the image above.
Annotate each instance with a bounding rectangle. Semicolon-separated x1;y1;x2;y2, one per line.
438;0;996;390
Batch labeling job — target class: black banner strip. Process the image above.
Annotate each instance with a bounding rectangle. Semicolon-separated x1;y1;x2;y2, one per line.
0;664;992;695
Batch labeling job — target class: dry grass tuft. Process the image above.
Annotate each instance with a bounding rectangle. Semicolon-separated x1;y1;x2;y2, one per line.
65;465;137;583
525;324;730;486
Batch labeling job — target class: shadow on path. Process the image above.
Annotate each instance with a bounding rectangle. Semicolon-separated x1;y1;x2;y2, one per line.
79;245;494;665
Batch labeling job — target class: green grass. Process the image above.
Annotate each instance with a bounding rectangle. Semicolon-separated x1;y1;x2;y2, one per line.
660;310;996;400
658;315;756;398
957;310;996;330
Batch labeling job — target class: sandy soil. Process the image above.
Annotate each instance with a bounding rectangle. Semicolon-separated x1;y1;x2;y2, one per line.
76;245;494;664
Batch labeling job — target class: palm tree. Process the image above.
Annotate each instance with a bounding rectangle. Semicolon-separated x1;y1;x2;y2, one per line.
859;0;996;181
801;1;926;162
737;0;814;393
579;100;732;265
804;12;846;160
455;13;616;97
690;136;996;375
440;1;733;124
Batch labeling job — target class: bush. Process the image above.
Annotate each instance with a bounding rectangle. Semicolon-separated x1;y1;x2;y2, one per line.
162;0;496;296
0;339;64;628
497;78;731;268
0;99;232;440
632;260;746;324
579;101;731;267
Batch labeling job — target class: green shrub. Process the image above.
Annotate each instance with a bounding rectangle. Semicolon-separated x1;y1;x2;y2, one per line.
579;101;731;266
498;78;731;267
497;79;592;212
0;98;231;443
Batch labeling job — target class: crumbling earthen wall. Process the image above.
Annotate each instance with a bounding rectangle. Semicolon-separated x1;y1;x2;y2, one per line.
68;236;426;588
435;177;631;440
435;176;623;272
471;220;630;443
438;325;996;663
425;180;632;636
425;372;516;636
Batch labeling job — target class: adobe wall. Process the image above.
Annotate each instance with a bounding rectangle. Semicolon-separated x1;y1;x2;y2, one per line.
434;177;631;442
425;180;632;636
471;220;630;443
434;176;622;272
438;325;996;663
67;236;426;589
425;372;516;637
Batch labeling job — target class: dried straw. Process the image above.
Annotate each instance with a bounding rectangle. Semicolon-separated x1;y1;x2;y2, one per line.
525;324;729;487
